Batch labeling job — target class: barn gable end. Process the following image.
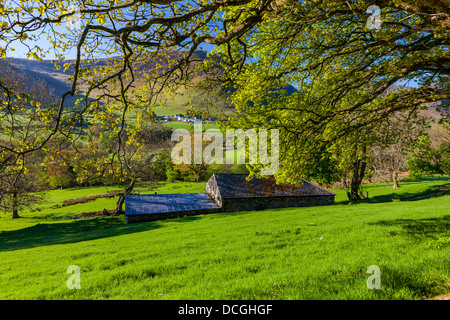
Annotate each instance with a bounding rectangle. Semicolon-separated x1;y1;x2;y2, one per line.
206;173;335;212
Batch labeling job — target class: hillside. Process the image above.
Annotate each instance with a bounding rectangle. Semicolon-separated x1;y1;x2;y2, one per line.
4;52;300;118
4;51;234;117
4;59;71;97
2;55;445;121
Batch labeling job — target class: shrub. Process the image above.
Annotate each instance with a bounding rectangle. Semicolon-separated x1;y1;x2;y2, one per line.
166;169;180;182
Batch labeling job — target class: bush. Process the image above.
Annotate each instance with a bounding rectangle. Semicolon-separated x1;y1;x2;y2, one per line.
47;174;74;189
406;135;442;179
182;174;197;182
154;149;174;180
437;143;450;175
166;169;180;182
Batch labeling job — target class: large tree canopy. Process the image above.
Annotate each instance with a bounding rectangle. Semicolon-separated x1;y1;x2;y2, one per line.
207;0;449;188
0;0;449;200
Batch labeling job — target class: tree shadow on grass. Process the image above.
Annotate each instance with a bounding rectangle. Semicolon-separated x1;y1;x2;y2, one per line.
0;214;201;252
337;183;450;205
368;215;450;239
368;184;450;203
400;175;450;183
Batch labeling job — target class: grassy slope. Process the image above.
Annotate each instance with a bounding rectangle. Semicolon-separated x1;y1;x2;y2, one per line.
0;177;449;300
162;121;219;131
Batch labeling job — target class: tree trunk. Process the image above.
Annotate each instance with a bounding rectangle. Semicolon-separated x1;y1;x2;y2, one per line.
392;171;399;189
11;191;20;219
347;157;367;201
349;169;362;200
112;179;135;215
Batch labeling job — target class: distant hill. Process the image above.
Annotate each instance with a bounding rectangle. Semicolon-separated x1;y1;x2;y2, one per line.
4;51;231;116
2;54;443;120
6;58;72;97
3;51;295;117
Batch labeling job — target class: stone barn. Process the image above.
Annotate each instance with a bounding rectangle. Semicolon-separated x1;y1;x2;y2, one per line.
125;173;334;224
206;173;335;212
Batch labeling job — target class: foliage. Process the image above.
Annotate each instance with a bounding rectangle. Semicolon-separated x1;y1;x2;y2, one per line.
438;143;450;175
0;150;46;218
151;148;174;181
0;59;59;216
0;0;280;193
172;130;211;182
205;0;449;198
370;112;431;188
406;134;450;178
166;167;180;183
1;0;448;204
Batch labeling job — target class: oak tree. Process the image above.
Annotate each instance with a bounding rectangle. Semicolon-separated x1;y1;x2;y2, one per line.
207;0;449;199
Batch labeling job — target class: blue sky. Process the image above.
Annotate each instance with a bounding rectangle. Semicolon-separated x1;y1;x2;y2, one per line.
4;1;218;61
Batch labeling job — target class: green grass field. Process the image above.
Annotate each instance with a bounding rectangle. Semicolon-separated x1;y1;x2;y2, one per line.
162;121;219;131
0;177;449;300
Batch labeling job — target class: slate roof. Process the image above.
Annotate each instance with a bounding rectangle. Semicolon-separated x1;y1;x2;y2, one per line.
212;174;335;199
125;193;218;215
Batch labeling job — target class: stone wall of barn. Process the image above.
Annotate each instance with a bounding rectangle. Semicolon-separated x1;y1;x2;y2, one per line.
221;195;335;212
125;207;220;224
